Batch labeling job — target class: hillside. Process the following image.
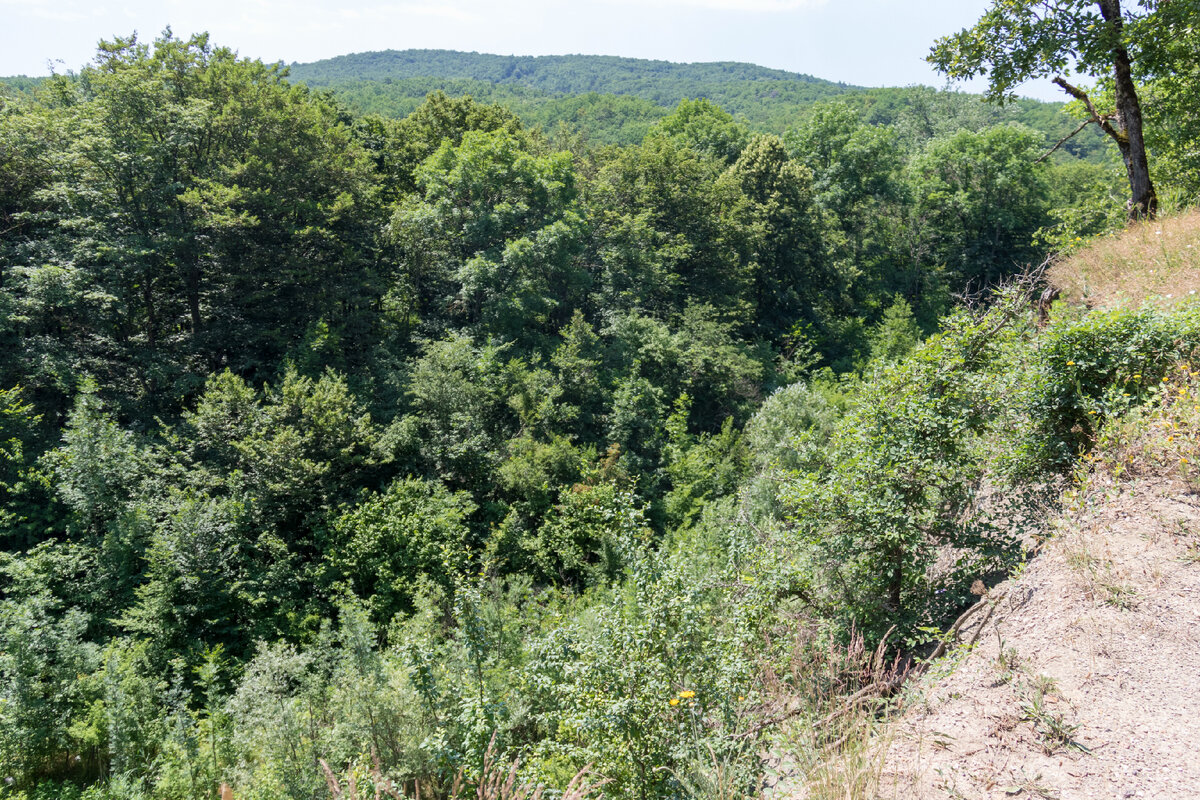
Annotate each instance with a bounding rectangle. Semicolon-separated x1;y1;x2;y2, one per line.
285;49;1109;155
764;221;1200;799
880;385;1200;799
287;49;856;102
3;49;1110;155
1049;210;1200;310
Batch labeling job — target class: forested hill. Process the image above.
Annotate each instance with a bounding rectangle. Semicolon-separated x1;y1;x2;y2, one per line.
3;49;1103;153
288;49;856;100
285;49;1106;154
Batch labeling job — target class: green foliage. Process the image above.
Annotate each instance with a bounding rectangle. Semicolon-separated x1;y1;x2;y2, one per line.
47;389;145;538
1140;16;1200;197
656;98;748;164
286;49;1102;157
929;1;1185;104
389;128;586;346
0;387;57;546
8;27;1200;800
521;531;763;798
908;126;1051;288
0;594;100;781
663;394;748;531
1016;304;1200;472
591;133;749;321
3;31;383;420
326;478;475;625
394;334;511;492
783;296;1029;641
867;297;923;365
722;134;830;342
928;0;1199;217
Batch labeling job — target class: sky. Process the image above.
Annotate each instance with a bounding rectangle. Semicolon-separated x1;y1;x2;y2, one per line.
0;0;1064;101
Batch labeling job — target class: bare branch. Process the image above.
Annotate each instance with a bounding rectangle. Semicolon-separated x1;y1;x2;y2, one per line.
1052;76;1123;142
1035;117;1095;163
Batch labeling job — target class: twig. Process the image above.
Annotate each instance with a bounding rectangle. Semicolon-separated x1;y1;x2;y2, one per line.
1035;118;1094;163
924;589;1008;665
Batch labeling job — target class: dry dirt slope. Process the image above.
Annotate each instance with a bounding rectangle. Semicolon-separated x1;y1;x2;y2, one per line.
878;215;1200;800
881;467;1200;800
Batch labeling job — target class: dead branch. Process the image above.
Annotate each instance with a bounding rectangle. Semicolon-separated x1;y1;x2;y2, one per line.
1035;117;1094;163
923;589;1007;663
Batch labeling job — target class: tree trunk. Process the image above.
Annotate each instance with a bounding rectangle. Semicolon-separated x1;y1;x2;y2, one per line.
143;277;158;348
185;258;203;334
1098;0;1158;220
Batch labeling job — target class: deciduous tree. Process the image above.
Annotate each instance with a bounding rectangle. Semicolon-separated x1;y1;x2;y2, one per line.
928;0;1196;219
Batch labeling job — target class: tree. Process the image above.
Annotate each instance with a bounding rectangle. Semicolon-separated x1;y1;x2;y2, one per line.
390;129;586;346
326;477;475;625
907;126;1050;289
927;0;1193;219
655;98;748;165
720;134;829;343
1138;11;1200;195
6;31;383;420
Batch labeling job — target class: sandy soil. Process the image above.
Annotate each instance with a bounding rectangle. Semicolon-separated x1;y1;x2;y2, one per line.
881;474;1200;800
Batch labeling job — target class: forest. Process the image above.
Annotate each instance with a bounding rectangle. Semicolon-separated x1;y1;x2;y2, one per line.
1;5;1199;798
285;49;1110;155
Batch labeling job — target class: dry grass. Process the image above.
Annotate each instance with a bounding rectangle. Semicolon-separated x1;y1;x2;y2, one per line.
1048;209;1200;309
319;736;605;800
765;627;903;800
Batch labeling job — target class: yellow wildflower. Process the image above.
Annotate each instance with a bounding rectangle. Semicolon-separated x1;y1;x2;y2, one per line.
679;690;696;699
669;698;679;706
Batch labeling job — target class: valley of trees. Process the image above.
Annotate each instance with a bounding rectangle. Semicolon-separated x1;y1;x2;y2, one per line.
1;12;1199;799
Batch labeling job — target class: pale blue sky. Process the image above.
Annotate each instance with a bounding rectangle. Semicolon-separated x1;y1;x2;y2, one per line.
0;0;1064;101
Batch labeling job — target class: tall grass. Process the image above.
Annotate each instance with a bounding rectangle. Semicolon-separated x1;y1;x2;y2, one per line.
318;735;605;800
1049;209;1200;309
765;627;904;800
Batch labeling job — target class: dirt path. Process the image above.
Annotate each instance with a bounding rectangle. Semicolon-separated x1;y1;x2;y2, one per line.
881;475;1200;800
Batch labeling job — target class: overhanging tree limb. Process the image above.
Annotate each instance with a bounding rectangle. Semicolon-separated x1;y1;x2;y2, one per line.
929;0;1162;220
1035;117;1095;163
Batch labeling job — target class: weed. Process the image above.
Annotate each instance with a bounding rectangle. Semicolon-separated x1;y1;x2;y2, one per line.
933;767;970;800
994;639;1023;684
1064;545;1099;575
1099;580;1140;609
1003;768;1060;799
1028;673;1059;698
1019;687;1083;755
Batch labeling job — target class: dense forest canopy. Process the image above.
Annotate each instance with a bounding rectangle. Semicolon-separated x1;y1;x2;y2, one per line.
281;49;1111;155
1;24;1199;800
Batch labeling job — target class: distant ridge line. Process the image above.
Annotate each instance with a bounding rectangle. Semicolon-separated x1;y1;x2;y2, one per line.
287;48;859;92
